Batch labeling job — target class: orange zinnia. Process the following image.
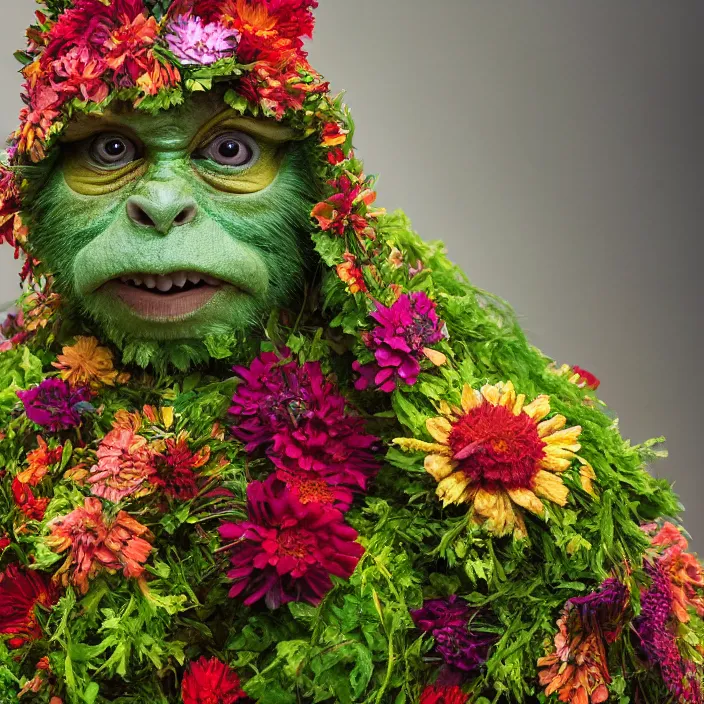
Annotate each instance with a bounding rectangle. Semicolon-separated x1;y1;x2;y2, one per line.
394;381;596;539
53;336;120;389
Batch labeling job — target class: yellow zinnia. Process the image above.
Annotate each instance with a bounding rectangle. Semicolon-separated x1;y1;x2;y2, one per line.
394;381;596;539
53;336;119;389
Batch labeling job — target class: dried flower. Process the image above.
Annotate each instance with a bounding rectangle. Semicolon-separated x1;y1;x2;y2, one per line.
181;656;248;704
219;477;363;609
0;564;58;649
353;292;446;392
46;497;153;594
88;428;157;503
17;378;93;432
53;336;120;389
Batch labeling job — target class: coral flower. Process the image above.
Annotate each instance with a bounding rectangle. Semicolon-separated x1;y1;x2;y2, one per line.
312;174;377;242
17;378;93;432
88;428;157;503
17;436;63;486
394;381;595;539
336;252;367;293
46;497;153;594
53;336;119;389
219;477;364;609
353;291;447;392
0;564;58;649
12;478;50;521
181;656;247;704
419;685;469;704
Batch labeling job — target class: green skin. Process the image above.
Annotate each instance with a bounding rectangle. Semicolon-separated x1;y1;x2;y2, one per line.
26;94;320;360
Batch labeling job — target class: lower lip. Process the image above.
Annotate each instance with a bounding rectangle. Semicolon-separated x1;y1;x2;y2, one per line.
105;281;221;320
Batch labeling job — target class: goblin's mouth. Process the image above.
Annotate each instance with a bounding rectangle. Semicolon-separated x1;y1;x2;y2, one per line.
102;270;227;320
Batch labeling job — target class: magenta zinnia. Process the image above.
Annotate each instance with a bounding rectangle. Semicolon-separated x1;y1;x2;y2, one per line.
17;378;93;432
218;477;364;609
354;291;446;392
229;352;379;499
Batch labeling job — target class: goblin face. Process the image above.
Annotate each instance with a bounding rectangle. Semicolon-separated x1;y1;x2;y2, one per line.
27;94;318;344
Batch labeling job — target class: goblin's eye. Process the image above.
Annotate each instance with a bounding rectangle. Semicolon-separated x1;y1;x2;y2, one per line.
88;134;137;169
197;132;260;168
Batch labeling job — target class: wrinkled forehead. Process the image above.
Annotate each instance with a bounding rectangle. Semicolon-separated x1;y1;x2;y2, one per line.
60;93;297;150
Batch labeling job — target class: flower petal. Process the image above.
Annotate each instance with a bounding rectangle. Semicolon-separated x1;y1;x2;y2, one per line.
533;470;569;506
461;384;482;413
424;454;455;481
480;384;500;406
437;473;472;506
426;416;452;444
522;395;551;421
498;380;516;408
507;487;545;516
537;414;567;437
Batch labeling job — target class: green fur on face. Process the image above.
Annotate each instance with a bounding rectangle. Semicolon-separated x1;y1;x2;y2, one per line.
26;94;319;359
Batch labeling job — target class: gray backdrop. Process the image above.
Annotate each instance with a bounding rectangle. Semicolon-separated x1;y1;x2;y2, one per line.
0;2;701;546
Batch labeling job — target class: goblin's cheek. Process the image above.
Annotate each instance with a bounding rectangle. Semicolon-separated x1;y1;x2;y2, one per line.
62;158;148;196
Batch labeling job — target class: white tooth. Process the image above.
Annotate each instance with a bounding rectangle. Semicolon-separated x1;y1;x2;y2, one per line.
120;276;129;283
132;277;143;286
156;275;173;292
172;271;187;288
144;275;156;289
187;272;202;284
203;275;219;286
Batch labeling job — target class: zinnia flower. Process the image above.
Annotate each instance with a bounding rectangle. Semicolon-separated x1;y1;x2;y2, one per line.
166;15;240;65
150;434;210;500
181;656;247;704
12;478;50;521
230;352;379;498
219;477;364;609
336;252;367;293
53;336;120;389
635;561;702;703
88;428;157;503
353;292;447;392
538;603;611;704
411;596;494;673
17;378;93;432
312;174;376;242
0;564;58;649
46;497;153;594
394;381;595;539
649;522;704;623
17;436;63;486
419;685;469;704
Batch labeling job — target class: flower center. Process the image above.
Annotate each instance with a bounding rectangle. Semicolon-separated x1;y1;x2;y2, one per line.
277;528;311;559
295;478;335;506
448;403;546;491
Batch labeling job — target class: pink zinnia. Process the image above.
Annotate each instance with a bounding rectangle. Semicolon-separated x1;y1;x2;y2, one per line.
166;16;240;66
229;352;379;499
218;477;364;609
46;497;153;594
88;428;156;503
353;291;446;392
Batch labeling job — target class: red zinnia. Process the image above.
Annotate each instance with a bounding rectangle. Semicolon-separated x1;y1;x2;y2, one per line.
151;435;210;500
0;564;58;649
572;366;601;390
419;685;469;704
12;477;50;521
181;656;247;704
219;477;363;609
